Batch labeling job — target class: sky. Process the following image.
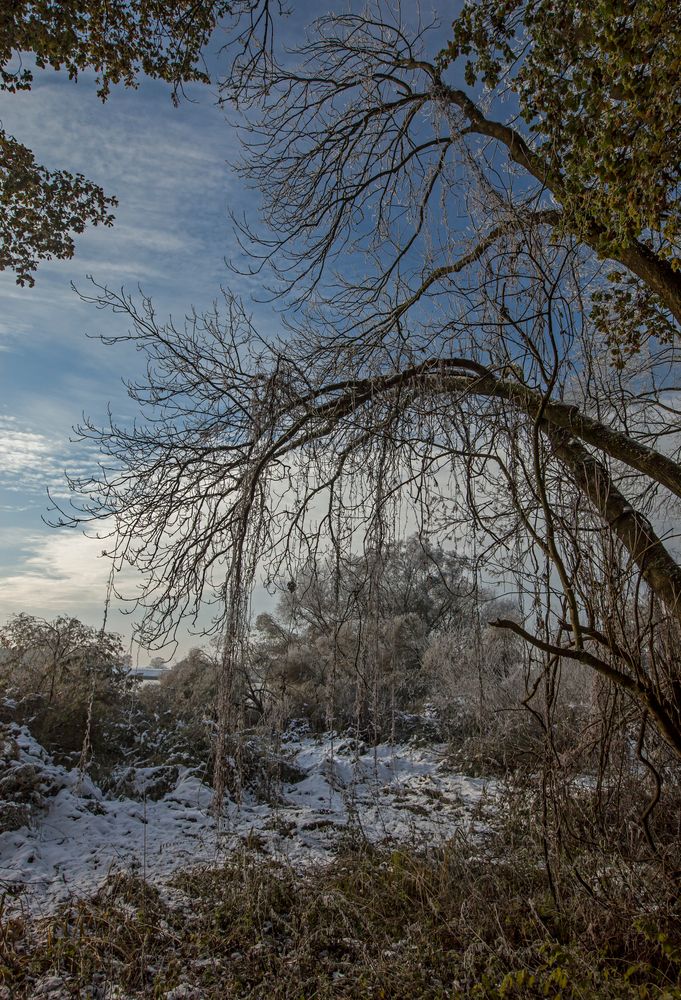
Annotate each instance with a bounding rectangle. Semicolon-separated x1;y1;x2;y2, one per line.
0;28;276;659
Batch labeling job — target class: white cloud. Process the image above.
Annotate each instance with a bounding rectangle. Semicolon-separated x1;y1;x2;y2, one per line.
0;527;169;648
0;415;95;495
0;526;225;659
0;420;55;475
0;530;116;618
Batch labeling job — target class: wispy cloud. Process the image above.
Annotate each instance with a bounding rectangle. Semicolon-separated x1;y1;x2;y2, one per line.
0;414;97;496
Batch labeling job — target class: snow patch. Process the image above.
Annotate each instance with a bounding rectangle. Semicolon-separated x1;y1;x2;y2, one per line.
0;725;493;914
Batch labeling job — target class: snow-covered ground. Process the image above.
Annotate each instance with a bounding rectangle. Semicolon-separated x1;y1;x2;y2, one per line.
0;726;492;915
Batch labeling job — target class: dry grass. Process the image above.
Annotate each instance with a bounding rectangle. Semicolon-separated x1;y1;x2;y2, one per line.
2;812;680;999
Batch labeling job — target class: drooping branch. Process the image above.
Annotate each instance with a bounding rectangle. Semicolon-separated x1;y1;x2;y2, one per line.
255;359;681;626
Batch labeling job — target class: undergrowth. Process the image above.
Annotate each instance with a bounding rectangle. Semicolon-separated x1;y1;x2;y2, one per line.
2;827;680;999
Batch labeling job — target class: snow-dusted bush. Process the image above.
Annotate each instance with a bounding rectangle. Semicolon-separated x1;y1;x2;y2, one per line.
423;602;598;769
0;615;130;758
0;724;71;832
244;536;487;738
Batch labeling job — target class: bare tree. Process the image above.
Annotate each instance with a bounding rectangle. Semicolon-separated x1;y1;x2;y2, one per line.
54;3;681;780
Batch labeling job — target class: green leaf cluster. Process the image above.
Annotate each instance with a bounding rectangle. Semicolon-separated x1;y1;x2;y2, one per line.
0;0;233;101
0;130;116;286
441;0;680;262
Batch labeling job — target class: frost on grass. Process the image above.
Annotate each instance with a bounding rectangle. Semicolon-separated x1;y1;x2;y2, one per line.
0;724;492;914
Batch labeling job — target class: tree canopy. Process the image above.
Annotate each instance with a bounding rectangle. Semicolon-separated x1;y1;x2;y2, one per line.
442;0;681;359
444;0;680;255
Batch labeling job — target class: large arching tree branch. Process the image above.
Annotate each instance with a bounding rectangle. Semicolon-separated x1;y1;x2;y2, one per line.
264;359;681;628
293;360;681;502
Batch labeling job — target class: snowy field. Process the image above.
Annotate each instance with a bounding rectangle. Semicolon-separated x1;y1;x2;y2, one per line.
0;726;492;916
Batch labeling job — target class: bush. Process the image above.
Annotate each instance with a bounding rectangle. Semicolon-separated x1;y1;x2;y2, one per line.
0;614;129;760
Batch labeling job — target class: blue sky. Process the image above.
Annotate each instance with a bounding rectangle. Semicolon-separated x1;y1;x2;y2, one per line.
0;42;268;656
